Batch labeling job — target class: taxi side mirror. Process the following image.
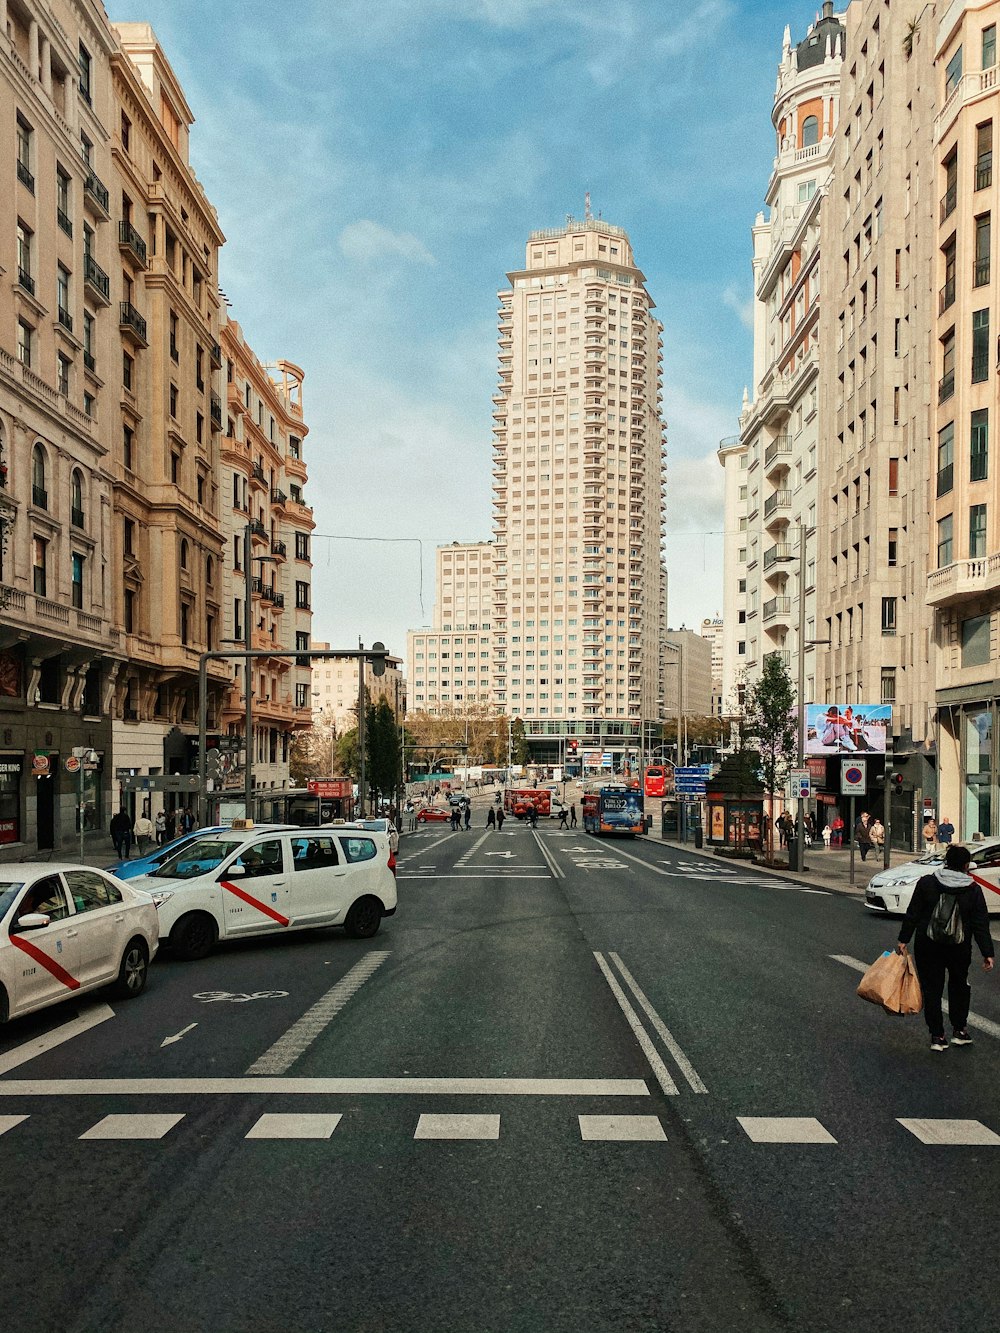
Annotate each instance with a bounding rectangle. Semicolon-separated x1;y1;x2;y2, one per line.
13;912;51;931
219;864;245;879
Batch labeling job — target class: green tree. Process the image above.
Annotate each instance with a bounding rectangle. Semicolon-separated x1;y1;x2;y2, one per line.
367;699;401;808
744;652;797;855
510;716;530;766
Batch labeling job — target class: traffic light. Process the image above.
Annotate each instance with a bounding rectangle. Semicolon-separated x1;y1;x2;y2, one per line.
568;739;579;754
370;640;387;678
890;772;904;793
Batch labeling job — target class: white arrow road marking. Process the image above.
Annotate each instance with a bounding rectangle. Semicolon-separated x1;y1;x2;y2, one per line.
160;1023;198;1048
0;1001;115;1076
830;954;1000;1041
484;851;515;858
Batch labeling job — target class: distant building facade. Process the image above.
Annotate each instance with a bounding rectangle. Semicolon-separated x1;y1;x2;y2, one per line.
406;542;494;715
312;644;404;733
700;616;725;715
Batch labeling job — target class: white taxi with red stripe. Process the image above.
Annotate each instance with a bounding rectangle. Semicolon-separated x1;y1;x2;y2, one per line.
134;824;397;960
0;864;158;1023
865;837;1000;915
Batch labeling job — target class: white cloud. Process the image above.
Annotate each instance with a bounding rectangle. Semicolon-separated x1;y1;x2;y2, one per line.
338;220;437;266
723;283;755;330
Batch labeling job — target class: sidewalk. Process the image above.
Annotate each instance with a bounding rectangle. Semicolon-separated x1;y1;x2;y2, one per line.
648;828;917;898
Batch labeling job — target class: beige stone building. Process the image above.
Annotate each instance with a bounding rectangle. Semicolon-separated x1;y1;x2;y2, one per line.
407;541;493;715
717;434;749;716
927;2;1000;837
491;216;667;766
663;628;714;724
0;0;123;852
700;615;725;716
816;0;938;838
218;316;313;801
312;643;404;733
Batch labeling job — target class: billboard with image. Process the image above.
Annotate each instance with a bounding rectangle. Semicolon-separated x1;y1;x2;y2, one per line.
804;703;891;756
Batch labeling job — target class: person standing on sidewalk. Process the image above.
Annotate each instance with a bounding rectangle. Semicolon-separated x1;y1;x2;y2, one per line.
896;843;995;1051
855;810;874;862
937;815;955;846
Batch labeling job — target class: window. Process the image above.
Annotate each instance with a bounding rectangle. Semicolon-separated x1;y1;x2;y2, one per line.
970;502;988;557
16;116;33;191
83;311;95;371
881;597;897;634
943;150;958;222
797;180;817;203
888;457;899;495
32;536;47;597
71;553;84;609
977;122;993;189
962;614;992;668
295;683;309;708
16;320;32;368
937;514;954;567
57;354;70;396
888;528;898;567
295;533;310;560
78;43;93;103
120;112;130;153
341;837;377;864
295;580;310;609
83;392;94;418
123;425;134;472
180;602;190;645
16;222;32;291
170;312;179;361
180;539;188;570
971;409;989;481
937;421;955;496
71;471;84;527
124;588;135;634
940;328;956;401
973;309;990;382
975;214;991;286
169;384;178;417
171;453;180;484
291;835;338;870
881;669;896;706
946;45;964;97
984;24;997;69
57;265;71;326
31;445;46;509
124;518;134;556
123;352;134;391
801;115;819;147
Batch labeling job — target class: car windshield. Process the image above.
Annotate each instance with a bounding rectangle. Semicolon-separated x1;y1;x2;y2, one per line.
150;837;244;879
0;882;26;921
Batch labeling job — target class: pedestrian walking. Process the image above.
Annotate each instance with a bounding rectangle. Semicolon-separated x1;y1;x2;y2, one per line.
855;810;873;862
803;812;816;845
496;807;505;831
180;806;195;835
463;805;471;830
155;809;166;846
896;843;995;1051
922;818;939;853
450;806;460;831
558;807;569;828
937;815;955;846
109;808;133;861
775;812;787;848
487;807;496;829
165;807;177;842
133;812;154;856
570;804;577;827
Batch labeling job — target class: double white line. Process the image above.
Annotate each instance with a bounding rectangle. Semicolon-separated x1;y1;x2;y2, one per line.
594;952;707;1096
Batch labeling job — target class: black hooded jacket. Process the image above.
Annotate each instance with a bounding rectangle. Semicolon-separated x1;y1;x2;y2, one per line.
898;867;995;956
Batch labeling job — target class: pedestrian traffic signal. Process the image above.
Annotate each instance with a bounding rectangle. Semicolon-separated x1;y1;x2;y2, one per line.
568;740;579;754
891;772;904;793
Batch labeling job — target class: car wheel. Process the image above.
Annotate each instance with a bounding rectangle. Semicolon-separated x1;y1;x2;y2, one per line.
344;896;383;939
171;911;218;961
110;937;149;999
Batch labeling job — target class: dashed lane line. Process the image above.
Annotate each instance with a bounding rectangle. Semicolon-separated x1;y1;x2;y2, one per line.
456;830;492;867
246;953;391;1076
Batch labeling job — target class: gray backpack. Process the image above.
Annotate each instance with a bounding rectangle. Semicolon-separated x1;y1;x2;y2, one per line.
927;891;965;945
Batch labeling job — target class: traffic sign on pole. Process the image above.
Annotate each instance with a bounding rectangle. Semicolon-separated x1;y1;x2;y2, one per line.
840;761;866;796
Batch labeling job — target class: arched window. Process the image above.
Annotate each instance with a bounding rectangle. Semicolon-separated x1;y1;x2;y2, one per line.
31;444;47;509
180;538;189;570
71;469;84;527
206;555;214;586
801;115;819;148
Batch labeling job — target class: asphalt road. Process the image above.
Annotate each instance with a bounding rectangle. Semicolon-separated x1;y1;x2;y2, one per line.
1;824;999;1333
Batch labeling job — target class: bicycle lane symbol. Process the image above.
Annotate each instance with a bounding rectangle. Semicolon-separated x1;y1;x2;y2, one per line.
192;990;289;1004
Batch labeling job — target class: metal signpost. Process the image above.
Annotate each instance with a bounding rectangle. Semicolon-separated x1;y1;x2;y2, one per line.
841;760;867;887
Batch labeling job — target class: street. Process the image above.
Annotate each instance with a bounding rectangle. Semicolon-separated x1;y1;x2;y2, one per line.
1;825;998;1333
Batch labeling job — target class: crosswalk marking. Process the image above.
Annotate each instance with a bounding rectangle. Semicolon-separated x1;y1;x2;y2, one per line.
0;1115;27;1137
738;1117;837;1144
579;1114;666;1142
414;1113;500;1140
245;1113;343;1140
79;1113;185;1141
898;1118;1000;1146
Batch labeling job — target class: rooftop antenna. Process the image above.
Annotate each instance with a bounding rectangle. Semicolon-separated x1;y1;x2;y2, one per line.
584;191;592;221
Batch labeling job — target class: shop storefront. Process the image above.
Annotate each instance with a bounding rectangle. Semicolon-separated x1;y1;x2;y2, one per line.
0;756;22;844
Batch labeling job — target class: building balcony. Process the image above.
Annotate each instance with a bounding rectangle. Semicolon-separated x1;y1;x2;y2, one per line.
84;255;110;306
938;370;955;403
210;391;223;428
927;552;1000;607
210;341;223;369
17;159;34;193
271;488;287;506
940;186;957;225
939;278;956;314
83;169;109;217
119;301;148;346
762;595;792;623
763;489;792;527
118;221;148;268
763;435;792;471
763;543;793;571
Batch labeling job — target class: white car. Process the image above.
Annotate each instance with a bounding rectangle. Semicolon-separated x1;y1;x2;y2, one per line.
0;864;158;1024
865;837;1000;916
133;824;397;959
326;817;399;854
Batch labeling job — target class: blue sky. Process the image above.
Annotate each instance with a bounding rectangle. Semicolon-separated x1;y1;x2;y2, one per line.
110;0;815;659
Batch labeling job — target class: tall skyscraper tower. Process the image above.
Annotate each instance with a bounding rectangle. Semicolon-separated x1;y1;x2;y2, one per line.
491;217;666;766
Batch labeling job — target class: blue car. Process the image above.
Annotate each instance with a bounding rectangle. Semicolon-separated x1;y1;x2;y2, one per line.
105;827;228;880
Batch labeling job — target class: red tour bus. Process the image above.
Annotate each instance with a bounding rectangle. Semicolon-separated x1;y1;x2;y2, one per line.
644;765;667;799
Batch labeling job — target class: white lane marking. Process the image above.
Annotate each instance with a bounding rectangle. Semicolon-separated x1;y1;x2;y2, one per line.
0;1076;650;1097
246;952;390;1076
898;1118;1000;1146
738;1117;837;1144
829;954;1000;1041
79;1113;184;1140
416;832;459;854
160;1023;198;1048
484;851;516;859
398;874;552;880
593;952;678;1096
456;830;491;866
245;1113;343;1140
532;830;564;880
414;1113;500;1140
800;890;832;896
609;953;708;1094
0;1001;115;1077
579;1114;666;1142
590;843;671;875
0;1115;27;1136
